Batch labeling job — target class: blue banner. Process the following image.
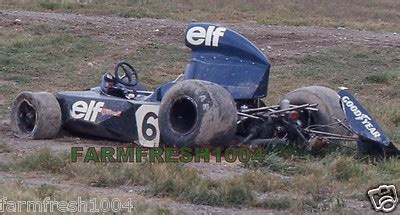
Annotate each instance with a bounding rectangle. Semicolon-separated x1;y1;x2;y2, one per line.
339;90;390;146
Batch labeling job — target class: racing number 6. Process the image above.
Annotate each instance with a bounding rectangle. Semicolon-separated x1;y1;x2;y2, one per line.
135;105;160;147
142;112;158;141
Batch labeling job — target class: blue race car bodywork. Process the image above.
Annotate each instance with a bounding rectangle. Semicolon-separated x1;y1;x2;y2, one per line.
184;23;270;100
12;22;398;156
150;23;270;102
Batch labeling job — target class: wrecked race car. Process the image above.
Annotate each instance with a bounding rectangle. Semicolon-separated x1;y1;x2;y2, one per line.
10;22;398;156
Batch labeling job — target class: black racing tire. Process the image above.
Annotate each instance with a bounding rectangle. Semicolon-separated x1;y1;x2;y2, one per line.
158;80;237;147
283;86;347;134
11;92;62;139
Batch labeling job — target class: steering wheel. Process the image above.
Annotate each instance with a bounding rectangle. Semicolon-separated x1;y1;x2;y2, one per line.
114;61;138;86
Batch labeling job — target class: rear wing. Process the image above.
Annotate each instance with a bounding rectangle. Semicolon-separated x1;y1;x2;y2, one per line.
339;90;398;155
339;90;390;146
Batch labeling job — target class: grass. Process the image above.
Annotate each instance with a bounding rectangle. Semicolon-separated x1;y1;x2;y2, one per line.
1;0;400;32
1;17;398;141
1;39;398;212
254;197;292;210
8;148;399;212
0;23;106;119
0;23;187;119
123;44;189;90
268;45;400;145
0;3;399;213
331;156;364;182
0;182;173;214
364;73;395;84
319;47;400;143
0;24;105;86
244;152;303;176
12;149;257;207
0;141;12;153
292;46;400;86
242;148;400;211
15;148;69;173
297;195;345;213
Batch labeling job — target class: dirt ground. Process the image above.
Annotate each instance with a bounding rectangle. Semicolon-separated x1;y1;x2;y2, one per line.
2;10;399;63
0;10;399;214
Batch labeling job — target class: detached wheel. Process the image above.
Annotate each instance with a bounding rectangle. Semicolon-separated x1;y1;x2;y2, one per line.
158;80;237;147
283;86;347;135
11;92;62;139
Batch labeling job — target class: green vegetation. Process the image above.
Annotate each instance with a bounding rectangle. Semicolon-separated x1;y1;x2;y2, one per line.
331;156;364;182
0;23;105;119
268;45;400;145
1;27;398;212
293;47;400;85
2;0;400;31
0;1;399;213
0;23;188;119
7;148;399;212
0;24;104;86
124;44;189;89
365;73;395;84
244;152;303;175
13;149;256;207
254;197;292;210
241;148;399;211
0;142;12;153
0;182;173;214
15;148;69;173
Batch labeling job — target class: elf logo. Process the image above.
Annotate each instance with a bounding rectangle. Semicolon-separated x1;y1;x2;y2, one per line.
186;26;226;47
70;100;104;122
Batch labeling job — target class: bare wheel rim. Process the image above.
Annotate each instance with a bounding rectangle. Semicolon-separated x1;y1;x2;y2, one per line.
17;100;37;135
